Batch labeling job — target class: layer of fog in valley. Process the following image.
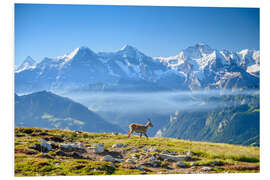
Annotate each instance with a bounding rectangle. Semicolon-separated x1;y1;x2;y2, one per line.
59;90;258;114
58;89;259;136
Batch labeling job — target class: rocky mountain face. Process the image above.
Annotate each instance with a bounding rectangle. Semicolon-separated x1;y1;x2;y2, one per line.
155;92;260;146
15;43;259;94
15;91;124;133
154;43;259;90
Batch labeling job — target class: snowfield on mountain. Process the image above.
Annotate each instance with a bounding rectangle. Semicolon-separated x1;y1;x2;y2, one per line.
15;43;259;93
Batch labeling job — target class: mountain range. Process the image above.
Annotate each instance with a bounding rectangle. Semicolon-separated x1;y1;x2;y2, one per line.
15;43;259;93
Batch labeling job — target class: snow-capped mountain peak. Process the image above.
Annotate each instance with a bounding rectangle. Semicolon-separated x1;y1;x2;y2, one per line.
24;56;35;64
57;48;79;61
75;46;96;56
183;43;214;59
117;44;144;58
119;44;138;52
58;46;98;66
16;56;36;72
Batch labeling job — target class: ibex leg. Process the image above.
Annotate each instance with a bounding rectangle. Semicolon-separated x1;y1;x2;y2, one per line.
128;130;133;138
143;132;148;139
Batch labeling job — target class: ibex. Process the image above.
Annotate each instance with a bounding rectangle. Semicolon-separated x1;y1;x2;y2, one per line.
128;119;153;139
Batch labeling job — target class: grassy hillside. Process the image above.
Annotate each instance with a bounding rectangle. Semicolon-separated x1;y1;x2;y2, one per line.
15;127;259;176
15;91;124;133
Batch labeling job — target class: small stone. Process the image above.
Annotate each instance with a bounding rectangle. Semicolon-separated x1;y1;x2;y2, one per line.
136;165;145;171
93;146;104;153
158;154;187;162
169;151;178;155
126;158;136;164
162;150;170;154
114;158;123;163
112;143;127;148
152;162;160;167
175;161;186;168
101;155;114;162
148;147;161;152
202;167;213;171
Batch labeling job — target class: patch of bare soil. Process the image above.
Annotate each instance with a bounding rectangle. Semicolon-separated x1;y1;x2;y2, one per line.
224;164;259;171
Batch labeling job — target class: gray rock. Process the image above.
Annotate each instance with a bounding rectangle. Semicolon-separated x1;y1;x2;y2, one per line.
93;146;104;153
148;147;161;152
60;143;79;151
175;161;186;168
126;158;136;164
158;154;187;161
202;167;213;171
112;143;127;148
101;155;114;162
39;140;52;152
169;151;178;155
152;163;159;167
162;150;170;154
136;165;145;171
114;158;123;163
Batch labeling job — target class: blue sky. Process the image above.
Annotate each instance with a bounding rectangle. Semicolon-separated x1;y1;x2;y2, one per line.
15;4;259;66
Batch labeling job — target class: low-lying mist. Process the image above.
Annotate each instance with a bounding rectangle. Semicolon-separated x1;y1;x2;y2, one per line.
58;89;259;115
